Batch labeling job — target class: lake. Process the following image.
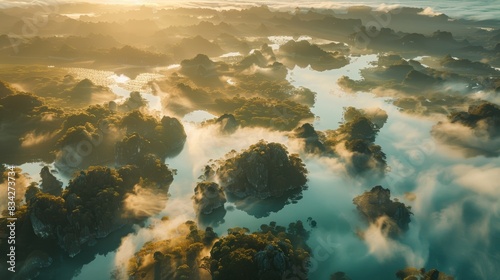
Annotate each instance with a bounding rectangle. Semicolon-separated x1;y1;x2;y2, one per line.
16;51;495;280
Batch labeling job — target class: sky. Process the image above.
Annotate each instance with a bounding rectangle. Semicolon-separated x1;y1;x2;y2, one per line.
1;0;499;20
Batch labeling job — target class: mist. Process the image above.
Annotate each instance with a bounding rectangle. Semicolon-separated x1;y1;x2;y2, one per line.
1;1;499;279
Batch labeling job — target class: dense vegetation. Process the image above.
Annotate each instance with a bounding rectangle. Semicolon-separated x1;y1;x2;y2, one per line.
338;54;498;117
210;140;308;200
396;267;455;280
203;221;311;280
0;2;497;279
128;221;217;280
0;81;187;168
292;107;388;176
127;220;311;280
353;185;413;237
192;181;227;215
278;40;349;71
0;162;175;279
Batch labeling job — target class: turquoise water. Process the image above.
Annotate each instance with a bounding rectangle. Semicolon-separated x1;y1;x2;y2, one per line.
68;54;500;280
3;0;499;279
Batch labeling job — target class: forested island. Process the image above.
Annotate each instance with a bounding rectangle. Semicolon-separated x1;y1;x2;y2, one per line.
1;1;496;279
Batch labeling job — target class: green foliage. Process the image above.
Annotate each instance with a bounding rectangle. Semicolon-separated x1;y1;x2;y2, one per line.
117;110;186;160
97;45;171;65
0;92;43;114
32;193;67;223
118;91;148;112
236;98;313;131
135;154;175;186
279;40;349;71
24;164;171;256
214;140;308;199
321;108;387;175
449;102;500;132
396;267;455;280
0;164;6;183
206;221;311;280
25;182;40;202
128;221;217;279
353;185;413;237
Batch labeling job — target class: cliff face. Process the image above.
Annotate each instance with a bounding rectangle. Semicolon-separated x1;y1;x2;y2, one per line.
192;181;227;215
254;244;287;278
353;185;412;237
39;166;63;196
293;123;325;153
216;113;239;134
216;140;308;200
16;251;53;280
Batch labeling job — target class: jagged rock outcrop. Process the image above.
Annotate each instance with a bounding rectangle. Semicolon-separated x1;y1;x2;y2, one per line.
178;53;223;86
16;251;53;280
254;244;287;278
216;113;239;134
292;123;325;153
353;185;412;237
238;50;269;69
39;166;63;196
403;70;438;88
68;78;111;101
30;212;55;240
321;107;388;176
192;181;227;215
180;54;217;76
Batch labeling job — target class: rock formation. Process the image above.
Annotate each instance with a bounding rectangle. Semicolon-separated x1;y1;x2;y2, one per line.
192;181;227;215
216;140;308;200
353;185;412;237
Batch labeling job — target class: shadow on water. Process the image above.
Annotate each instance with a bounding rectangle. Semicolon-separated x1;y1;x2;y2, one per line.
197;206;227;229
34;225;136;280
225;188;306;219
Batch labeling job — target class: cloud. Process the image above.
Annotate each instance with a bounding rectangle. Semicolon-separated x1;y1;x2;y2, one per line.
184;123;289;176
114;196;196;279
0;168;32;217
408;168;500;279
375;4;401;13
418;7;443;17
122;183;170;219
363;216;426;267
452;164;500;196
20;131;57;148
431;120;500;157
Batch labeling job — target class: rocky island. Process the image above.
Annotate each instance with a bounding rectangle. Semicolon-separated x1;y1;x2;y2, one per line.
353;185;413;238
